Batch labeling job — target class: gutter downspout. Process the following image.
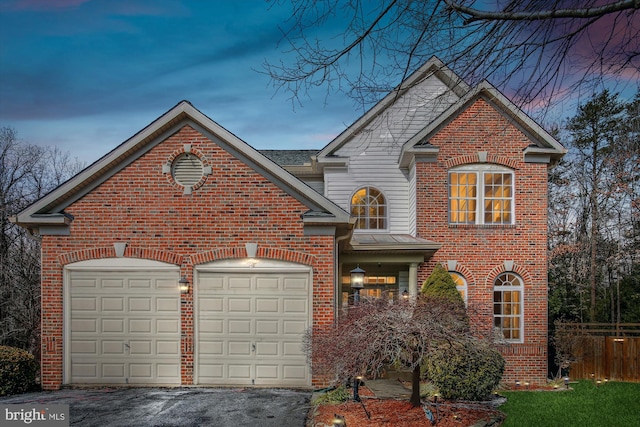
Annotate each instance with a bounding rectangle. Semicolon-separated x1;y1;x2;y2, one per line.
334;233;351;322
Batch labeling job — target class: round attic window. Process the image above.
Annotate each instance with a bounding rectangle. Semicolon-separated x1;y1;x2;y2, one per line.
171;153;204;186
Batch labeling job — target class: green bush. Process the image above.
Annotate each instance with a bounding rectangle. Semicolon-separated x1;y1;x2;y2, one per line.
0;345;38;396
421;264;465;308
426;340;504;401
312;385;351;405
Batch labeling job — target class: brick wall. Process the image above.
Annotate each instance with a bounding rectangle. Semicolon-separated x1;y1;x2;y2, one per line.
39;125;335;389
415;98;549;384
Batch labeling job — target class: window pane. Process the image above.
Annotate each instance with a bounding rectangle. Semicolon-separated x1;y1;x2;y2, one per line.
351;187;386;230
449;173;477;224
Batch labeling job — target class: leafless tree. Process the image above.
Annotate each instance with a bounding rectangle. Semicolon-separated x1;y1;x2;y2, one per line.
0;127;84;357
304;295;475;407
265;0;639;115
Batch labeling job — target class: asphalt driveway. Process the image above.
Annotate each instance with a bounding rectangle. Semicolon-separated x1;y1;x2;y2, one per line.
0;387;312;427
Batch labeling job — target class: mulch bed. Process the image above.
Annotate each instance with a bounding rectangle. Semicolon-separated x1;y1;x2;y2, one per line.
308;387;505;427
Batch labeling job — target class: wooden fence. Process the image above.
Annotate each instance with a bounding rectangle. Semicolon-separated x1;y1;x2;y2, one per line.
557;323;640;382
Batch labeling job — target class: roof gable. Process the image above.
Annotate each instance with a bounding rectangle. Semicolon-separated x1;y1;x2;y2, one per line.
12;101;351;232
316;57;470;160
399;81;567;167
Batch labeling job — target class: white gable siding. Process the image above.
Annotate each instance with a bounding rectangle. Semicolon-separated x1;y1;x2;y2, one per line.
324;75;459;234
408;165;417;235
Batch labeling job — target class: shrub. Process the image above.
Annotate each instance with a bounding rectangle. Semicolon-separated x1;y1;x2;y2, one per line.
426;340;504;401
0;345;38;396
312;386;351;405
421;264;466;309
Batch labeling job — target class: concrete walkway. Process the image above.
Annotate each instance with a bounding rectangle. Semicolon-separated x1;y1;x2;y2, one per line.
364;378;411;399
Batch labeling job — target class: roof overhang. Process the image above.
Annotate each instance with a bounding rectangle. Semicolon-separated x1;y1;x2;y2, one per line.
342;233;441;263
11;101;352;235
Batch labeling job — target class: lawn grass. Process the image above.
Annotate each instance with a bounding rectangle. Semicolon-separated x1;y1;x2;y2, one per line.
499;381;640;427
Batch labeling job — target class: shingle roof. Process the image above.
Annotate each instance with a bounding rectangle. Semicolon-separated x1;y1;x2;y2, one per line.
258;150;318;166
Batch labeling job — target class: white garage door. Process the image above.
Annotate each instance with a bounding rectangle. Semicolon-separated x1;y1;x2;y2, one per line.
66;259;181;385
196;262;311;387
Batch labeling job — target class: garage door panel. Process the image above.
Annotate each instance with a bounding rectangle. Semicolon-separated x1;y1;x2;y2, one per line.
156;340;179;355
69;269;180;385
103;364;125;378
283;342;304;356
102;278;125;288
102;297;124;312
256;342;278;356
72;318;97;333
229;277;251;289
283;320;306;335
256;320;279;334
71;279;97;288
72;363;97;378
197;270;310;387
255;298;279;313
283;298;307;313
199;297;223;312
102;340;125;354
200;319;223;333
156;319;179;334
129;279;151;289
283;277;307;291
228;364;252;379
228;319;251;334
129;297;151;312
72;297;97;311
228;341;252;355
72;341;96;354
255;277;279;290
228;298;251;312
156;297;179;312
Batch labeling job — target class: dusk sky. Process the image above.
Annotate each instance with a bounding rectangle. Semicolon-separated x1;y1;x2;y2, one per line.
1;1;637;165
0;0;359;164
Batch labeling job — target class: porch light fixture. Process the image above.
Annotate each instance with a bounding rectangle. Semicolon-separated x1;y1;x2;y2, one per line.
179;276;189;294
350;265;365;303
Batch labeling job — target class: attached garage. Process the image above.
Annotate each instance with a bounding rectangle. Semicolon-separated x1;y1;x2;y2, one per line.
65;259;181;385
196;260;312;387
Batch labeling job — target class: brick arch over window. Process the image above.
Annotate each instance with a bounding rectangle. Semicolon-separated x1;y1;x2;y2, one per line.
190;246;316;267
445;154;519;170
442;261;476;286
485;262;532;286
58;246;183;266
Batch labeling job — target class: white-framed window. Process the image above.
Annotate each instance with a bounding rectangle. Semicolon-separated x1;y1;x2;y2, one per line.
449;165;514;225
450;272;467;304
351;186;387;230
493;272;523;342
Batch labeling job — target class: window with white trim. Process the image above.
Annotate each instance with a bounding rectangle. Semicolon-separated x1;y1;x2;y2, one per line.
450;272;467;304
493;272;523;342
351;186;387;230
449;165;514;224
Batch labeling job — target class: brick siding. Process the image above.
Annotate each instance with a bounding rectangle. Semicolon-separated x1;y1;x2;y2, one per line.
39;125;335;389
415;98;549;384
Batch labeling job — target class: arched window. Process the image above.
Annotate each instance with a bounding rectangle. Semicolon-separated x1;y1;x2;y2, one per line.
450;272;467;304
351;187;387;230
493;272;523;342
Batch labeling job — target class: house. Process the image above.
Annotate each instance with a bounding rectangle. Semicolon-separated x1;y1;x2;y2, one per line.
11;57;565;390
